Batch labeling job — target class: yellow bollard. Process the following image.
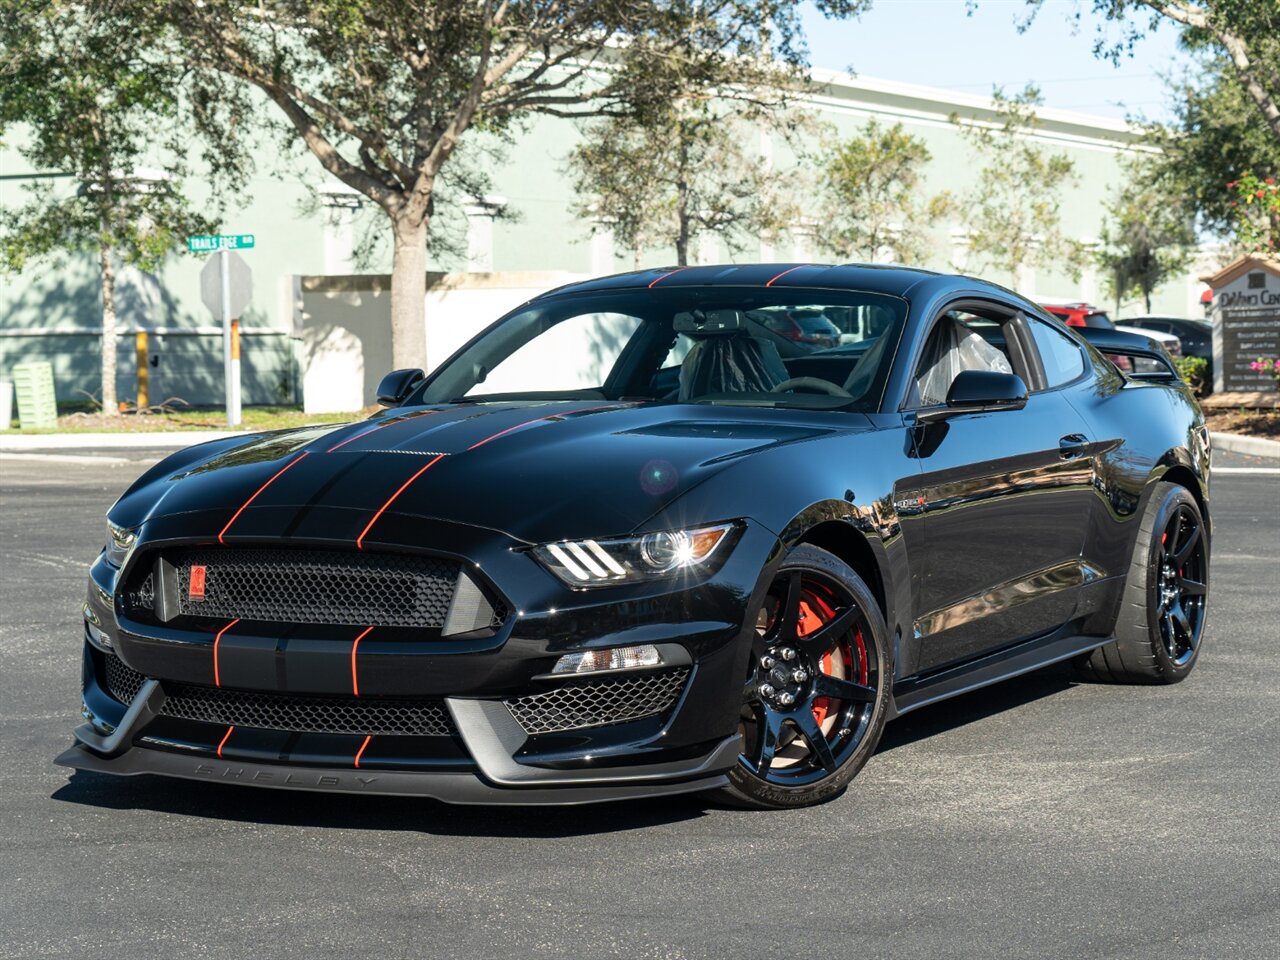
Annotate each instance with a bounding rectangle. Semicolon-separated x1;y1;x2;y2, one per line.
135;331;149;410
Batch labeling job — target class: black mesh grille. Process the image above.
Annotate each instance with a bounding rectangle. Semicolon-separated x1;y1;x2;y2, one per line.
130;572;154;612
104;653;147;705
159;684;457;737
141;547;465;629
504;668;690;735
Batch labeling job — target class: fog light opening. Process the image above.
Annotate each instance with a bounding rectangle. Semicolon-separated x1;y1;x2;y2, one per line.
552;644;663;675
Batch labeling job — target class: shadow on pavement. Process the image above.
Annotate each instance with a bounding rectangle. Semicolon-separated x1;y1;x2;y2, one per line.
876;660;1077;753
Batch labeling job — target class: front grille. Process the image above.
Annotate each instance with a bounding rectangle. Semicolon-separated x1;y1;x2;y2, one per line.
132;547;467;629
104;653;147;704
160;684;457;737
100;654;455;736
504;668;691;735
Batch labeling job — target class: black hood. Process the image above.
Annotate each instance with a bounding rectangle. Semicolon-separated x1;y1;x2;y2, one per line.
111;402;863;546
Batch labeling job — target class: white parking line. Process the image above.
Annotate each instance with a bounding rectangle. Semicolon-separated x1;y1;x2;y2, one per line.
0;452;131;466
1212;466;1280;476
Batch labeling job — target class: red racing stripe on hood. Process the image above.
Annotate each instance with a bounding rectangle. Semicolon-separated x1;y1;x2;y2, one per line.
356;454;447;550
218;452;311;543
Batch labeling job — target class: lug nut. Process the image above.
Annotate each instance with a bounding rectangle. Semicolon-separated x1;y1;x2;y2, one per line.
760;655;775;669
759;683;775;698
792;668;808;682
777;692;795;706
780;647;797;661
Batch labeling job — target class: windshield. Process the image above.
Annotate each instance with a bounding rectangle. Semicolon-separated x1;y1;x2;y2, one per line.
413;287;908;411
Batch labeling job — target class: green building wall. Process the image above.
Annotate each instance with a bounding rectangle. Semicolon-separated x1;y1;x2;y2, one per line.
0;70;1203;405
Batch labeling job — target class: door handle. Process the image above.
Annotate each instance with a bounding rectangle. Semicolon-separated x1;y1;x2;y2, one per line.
1059;434;1088;459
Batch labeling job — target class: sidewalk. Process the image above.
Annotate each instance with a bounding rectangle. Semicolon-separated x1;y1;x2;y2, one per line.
1210;432;1280;459
0;430;239;450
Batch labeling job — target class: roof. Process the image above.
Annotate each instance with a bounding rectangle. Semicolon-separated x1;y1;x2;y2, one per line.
535;262;946;301
1200;253;1280;288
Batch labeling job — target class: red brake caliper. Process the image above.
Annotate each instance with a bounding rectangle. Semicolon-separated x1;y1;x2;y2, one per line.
797;591;867;728
797;596;836;727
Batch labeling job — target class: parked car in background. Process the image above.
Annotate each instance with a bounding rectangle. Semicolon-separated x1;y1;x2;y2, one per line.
1037;301;1181;378
753;306;842;349
1037;301;1182;359
1123;317;1212;360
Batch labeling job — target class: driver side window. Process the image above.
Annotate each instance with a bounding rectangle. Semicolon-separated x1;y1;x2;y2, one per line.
910;310;1015;407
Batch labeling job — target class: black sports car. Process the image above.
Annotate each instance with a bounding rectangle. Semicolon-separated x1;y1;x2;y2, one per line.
59;264;1212;809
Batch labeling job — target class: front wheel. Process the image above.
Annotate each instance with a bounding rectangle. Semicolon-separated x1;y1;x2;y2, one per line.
718;545;891;809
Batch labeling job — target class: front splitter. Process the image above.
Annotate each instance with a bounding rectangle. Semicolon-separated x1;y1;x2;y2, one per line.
54;743;730;806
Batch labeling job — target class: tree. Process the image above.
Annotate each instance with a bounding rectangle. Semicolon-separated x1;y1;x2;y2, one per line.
144;1;866;371
1095;163;1195;312
1139;56;1279;243
1018;1;1279;145
949;86;1084;285
813;119;951;265
567;85;806;267
0;2;229;415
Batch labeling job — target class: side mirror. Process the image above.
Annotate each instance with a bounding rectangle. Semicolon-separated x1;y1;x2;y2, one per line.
376;368;424;407
917;370;1028;423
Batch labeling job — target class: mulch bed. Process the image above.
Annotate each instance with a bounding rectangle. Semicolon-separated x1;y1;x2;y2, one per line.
1204;408;1280;439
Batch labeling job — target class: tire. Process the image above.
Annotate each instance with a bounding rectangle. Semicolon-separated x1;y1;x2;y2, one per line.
717;544;891;809
1075;481;1209;684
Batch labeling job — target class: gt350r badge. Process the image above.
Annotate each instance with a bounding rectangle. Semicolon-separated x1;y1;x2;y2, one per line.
188;564;207;600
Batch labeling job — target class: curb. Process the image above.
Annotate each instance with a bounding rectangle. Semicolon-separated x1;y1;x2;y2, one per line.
1211;431;1280;460
0;430;239;451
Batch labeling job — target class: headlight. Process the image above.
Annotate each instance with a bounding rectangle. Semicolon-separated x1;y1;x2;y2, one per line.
533;522;737;588
104;520;137;567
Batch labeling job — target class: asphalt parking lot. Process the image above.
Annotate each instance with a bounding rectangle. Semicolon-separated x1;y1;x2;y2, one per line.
1;448;1277;959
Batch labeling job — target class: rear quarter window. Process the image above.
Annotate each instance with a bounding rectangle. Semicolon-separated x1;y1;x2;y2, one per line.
1028;318;1086;388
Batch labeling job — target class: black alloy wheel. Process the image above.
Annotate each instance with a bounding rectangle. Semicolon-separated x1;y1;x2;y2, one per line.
1076;481;1210;684
1154;501;1208;666
720;544;889;808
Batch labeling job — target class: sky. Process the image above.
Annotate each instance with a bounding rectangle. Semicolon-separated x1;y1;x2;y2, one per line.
800;0;1195;122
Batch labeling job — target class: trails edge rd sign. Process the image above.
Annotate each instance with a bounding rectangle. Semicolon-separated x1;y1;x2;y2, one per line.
187;234;255;253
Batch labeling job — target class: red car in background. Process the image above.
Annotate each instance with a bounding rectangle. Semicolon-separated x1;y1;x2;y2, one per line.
1038;302;1181;373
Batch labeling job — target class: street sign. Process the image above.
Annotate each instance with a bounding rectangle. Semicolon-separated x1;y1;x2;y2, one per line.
200;250;253;320
199;250;253;427
187;234;255;253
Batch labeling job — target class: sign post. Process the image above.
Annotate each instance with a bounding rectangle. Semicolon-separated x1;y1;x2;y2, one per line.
195;236;254;426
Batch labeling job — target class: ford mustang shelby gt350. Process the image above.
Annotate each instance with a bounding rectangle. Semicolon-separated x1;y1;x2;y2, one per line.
58;264;1211;808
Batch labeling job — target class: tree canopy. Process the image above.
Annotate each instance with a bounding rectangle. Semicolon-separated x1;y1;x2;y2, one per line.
0;1;234;413
140;0;868;370
949;87;1084;286
813;119;950;265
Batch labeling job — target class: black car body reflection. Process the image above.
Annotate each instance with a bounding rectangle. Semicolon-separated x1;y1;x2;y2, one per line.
59;264;1210;806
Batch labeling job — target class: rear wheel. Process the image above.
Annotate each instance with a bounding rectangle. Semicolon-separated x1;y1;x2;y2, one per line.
719;545;890;809
1076;481;1209;684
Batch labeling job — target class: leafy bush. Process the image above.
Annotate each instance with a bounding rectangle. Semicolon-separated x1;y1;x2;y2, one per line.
1175;355;1211;396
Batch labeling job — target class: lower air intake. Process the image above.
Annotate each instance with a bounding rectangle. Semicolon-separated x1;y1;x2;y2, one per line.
100;654;456;737
504;667;691;735
104;652;147;705
161;685;458;737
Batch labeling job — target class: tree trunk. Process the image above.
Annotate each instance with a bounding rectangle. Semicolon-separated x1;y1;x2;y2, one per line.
98;240;119;416
390;212;430;373
675;178;689;267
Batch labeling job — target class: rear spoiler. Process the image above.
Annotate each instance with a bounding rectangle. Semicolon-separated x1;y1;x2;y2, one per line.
1074;328;1180;382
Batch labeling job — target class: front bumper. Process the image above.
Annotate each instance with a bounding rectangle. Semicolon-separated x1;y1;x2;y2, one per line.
66;514;779;804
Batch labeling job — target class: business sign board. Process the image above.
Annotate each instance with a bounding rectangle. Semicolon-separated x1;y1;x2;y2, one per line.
1204;256;1280;394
